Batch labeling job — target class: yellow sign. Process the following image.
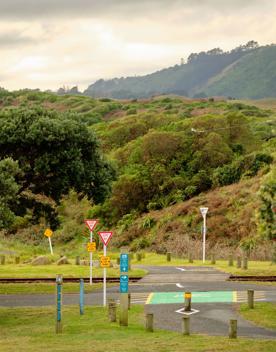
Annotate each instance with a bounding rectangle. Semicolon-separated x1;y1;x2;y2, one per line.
87;242;96;252
100;256;111;268
185;292;192;299
44;228;53;238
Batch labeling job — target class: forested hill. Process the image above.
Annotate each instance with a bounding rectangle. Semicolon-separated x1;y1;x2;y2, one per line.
84;42;276;100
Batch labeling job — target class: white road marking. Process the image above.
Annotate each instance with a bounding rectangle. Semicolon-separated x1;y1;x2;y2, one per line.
176;267;186;271
176;283;185;288
175;308;199;315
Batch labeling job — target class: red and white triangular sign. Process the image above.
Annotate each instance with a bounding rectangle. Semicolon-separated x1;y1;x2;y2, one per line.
84;219;99;232
98;231;113;246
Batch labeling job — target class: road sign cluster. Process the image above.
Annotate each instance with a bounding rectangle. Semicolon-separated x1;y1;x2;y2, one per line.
84;220;113;306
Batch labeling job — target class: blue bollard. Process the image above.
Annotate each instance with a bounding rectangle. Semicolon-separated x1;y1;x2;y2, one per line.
80;278;84;315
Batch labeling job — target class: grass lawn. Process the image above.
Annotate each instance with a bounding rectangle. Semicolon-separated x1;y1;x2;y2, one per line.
0;305;276;352
239;302;276;330
0;264;146;278
130;253;276;276
0;282;117;294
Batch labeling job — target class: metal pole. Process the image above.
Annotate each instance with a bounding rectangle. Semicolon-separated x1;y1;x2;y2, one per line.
49;237;53;255
90;231;93;285
203;214;206;263
103;244;107;306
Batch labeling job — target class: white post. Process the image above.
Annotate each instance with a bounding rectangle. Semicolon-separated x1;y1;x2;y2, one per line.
103;244;107;306
90;231;93;285
203;214;206;263
48;237;53;255
200;207;208;264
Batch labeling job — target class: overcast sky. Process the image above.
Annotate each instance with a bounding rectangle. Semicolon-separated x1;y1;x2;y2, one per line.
1;0;276;91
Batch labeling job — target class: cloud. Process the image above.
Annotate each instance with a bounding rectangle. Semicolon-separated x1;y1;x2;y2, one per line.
0;0;272;20
0;31;37;48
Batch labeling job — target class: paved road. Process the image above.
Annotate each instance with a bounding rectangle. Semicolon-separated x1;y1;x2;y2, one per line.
1;265;275;339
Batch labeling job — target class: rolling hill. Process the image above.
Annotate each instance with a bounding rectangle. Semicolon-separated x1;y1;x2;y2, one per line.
84;42;276;100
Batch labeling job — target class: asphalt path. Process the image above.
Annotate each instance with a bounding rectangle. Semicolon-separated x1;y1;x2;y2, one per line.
1;265;275;338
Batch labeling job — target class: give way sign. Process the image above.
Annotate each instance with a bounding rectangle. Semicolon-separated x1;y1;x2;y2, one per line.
84;219;99;232
98;231;113;246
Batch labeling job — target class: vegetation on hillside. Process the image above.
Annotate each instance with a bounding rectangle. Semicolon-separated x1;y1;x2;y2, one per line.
0;90;275;256
83;42;276;100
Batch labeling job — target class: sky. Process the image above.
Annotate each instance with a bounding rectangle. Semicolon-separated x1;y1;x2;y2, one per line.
1;0;276;91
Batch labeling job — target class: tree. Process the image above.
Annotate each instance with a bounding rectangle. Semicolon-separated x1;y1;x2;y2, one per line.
0;158;21;229
0;107;114;210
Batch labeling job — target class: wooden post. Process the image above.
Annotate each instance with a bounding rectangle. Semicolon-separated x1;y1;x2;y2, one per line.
15;256;20;264
128;293;131;310
182;316;190;336
166;252;171;262
145;313;154;332
0;255;5;265
56;274;63;334
136;253;142;261
75;256;80;265
228;255;233;267
188;253;193;263
184;292;192;312
236;256;241;268
211;254;216;264
108;299;117;322
242;257;248;270
229;319;237;339
119;293;128;326
247;290;254;309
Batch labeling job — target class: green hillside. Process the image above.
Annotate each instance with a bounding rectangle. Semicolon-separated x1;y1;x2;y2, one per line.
83;42;276;100
203;46;276;99
0;90;275;257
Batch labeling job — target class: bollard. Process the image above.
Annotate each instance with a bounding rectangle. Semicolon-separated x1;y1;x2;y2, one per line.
119;293;128;326
236;256;241;268
242;257;248;270
247;290;254;309
229;319;237;339
228;255;233;267
15;256;20;264
128;293;131;310
108;299;117;322
145;313;154;332
56;274;63;334
182;316;190;336
136;253;142;262
211;254;216;265
79;278;84;315
184;292;192;312
188;253;193;263
0;255;5;265
116;257;120;265
75;256;80;265
166;252;171;262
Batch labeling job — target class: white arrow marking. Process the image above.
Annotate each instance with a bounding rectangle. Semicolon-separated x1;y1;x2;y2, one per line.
176;283;185;288
176;267;186;271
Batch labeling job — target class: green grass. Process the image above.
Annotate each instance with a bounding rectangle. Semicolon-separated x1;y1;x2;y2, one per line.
0;282;117;294
131;253;276;276
239;303;276;330
0;264;146;278
0;305;276;352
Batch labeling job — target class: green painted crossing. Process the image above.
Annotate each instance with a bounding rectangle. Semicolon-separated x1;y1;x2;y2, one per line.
147;291;235;304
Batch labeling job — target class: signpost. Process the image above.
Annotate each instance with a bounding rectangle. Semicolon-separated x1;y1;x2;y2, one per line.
84;219;99;285
44;228;53;255
56;274;63;333
98;231;113;306
119;252;129;326
200;207;208;263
